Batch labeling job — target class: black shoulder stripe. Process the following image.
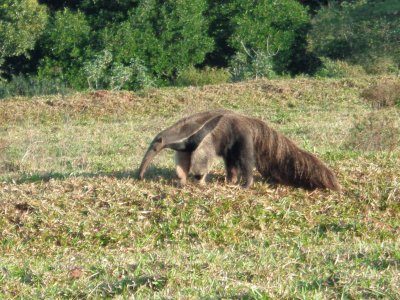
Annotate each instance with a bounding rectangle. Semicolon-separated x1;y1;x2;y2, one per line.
168;115;223;151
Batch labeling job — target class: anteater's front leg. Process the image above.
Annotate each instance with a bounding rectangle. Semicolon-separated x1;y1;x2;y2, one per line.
190;136;216;185
175;151;191;186
224;153;239;184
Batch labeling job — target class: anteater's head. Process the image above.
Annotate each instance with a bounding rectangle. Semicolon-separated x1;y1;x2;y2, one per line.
138;113;225;180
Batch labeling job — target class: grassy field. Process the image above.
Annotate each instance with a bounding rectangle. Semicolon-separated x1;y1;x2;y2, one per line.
1;76;399;299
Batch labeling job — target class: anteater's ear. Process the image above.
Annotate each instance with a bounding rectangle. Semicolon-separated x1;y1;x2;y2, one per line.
168;114;223;151
153;136;164;151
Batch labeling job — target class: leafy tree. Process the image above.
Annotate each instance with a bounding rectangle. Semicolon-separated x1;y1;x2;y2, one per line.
203;1;237;67
38;8;92;88
90;0;214;87
229;0;310;74
127;0;214;79
40;0;140;28
309;0;400;70
298;0;363;14
77;0;139;28
37;0;213;89
99;21;140;65
38;0;81;11
0;0;48;73
205;0;312;75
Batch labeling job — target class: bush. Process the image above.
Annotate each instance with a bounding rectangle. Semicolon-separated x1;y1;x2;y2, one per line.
0;75;70;99
175;66;230;87
361;81;400;109
83;50;154;91
362;56;399;75
109;63;134;91
230;48;276;82
344;111;400;152
315;58;366;78
83;50;113;90
128;59;155;90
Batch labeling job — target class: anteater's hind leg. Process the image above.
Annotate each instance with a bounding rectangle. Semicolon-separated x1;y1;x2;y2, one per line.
175;151;191;186
236;135;255;188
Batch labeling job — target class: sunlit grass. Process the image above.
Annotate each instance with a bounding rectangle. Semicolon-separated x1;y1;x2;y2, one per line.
1;76;399;298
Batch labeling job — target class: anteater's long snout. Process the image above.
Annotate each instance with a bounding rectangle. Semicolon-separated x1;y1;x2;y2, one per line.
138;139;163;179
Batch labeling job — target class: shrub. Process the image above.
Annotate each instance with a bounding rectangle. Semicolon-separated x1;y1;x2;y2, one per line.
128;59;155;90
0;75;70;99
175;66;231;87
315;58;366;78
83;50;113;90
83;51;154;91
109;63;134;91
230;48;276;82
344;111;400;152
362;56;399;75
361;82;400;109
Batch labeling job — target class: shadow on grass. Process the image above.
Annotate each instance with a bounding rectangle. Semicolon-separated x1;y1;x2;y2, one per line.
203;291;273;300
297;274;340;292
2;166;177;184
4;166;271;188
313;222;362;237
96;275;167;297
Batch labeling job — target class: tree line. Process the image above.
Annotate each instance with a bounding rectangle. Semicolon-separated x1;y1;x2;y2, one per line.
0;0;399;95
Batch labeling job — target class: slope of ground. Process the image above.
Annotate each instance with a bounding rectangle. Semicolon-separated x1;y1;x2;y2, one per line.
0;76;399;298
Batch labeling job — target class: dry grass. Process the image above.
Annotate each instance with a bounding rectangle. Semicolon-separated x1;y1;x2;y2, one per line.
361;80;400;109
0;75;399;299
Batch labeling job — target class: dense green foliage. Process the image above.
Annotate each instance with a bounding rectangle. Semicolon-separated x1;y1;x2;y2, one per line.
124;0;213;79
230;0;310;74
0;0;399;96
309;0;400;73
38;0;213;90
38;9;92;88
0;0;47;70
204;0;316;75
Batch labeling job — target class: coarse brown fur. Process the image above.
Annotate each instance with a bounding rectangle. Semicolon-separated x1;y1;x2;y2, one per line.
138;110;341;191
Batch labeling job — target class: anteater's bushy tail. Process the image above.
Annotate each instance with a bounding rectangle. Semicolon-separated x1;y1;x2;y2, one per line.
253;120;341;191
